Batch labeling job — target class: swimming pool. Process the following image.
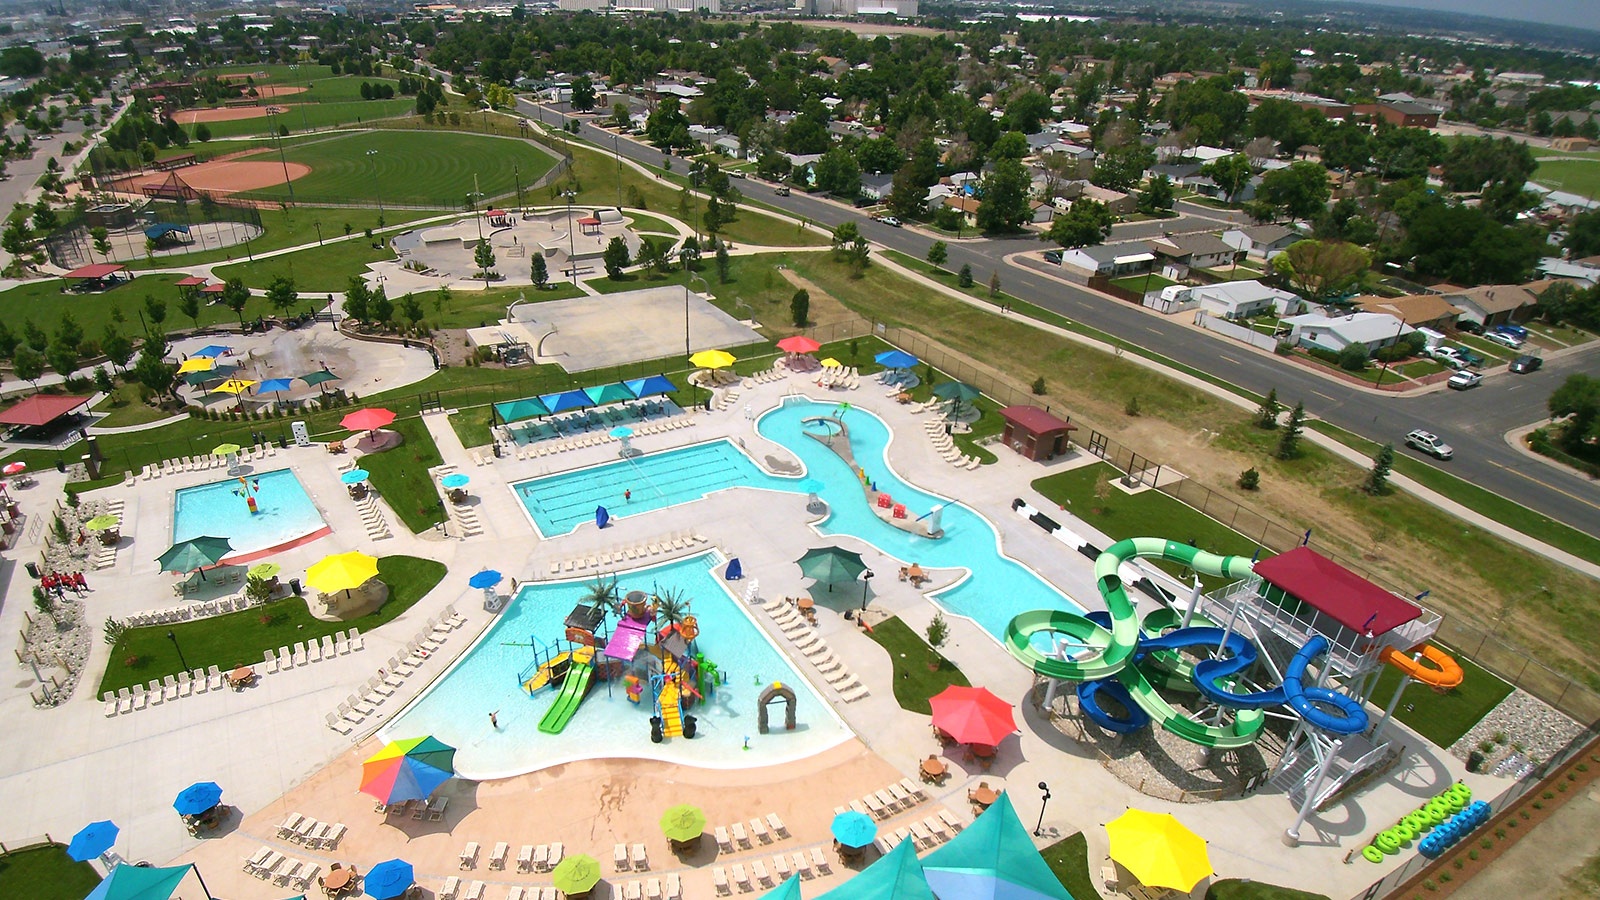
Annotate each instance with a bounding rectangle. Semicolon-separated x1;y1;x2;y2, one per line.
172;468;329;561
380;553;851;779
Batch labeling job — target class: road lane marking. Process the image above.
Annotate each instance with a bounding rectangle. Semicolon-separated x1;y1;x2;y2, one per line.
1312;391;1339;402
1486;460;1600;512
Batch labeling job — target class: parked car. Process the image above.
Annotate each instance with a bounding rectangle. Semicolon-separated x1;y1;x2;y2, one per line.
880;216;902;227
1492;323;1529;340
1446;371;1482;390
1405;429;1455;460
1456;320;1484;335
1509;354;1543;374
1043;249;1063;265
1422;346;1467;368
1452;346;1486;368
1485;331;1524;349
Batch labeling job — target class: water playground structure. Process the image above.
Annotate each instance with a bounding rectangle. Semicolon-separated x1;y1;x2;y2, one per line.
1005;539;1464;845
518;584;720;742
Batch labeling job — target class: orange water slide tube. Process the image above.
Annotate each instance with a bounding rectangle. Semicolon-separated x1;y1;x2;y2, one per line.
1381;644;1464;688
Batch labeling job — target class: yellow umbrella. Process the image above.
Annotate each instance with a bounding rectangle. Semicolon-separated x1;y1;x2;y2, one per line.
820;358;842;368
1105;809;1213;892
178;358;215;374
212;443;242;456
305;550;380;595
689;349;736;369
214;379;258;395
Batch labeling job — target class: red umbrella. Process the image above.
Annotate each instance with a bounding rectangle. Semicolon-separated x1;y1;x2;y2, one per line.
2;462;24;475
341;408;397;432
777;336;822;354
929;685;1017;747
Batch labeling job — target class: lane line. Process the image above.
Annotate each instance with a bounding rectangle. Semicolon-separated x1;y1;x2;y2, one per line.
1485;460;1600;513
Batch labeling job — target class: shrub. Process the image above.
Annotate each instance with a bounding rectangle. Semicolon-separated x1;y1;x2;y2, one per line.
103;616;126;645
1543;791;1555;799
1338;343;1369;371
925;613;949;649
1238;467;1260;490
1125;395;1141;416
1031;376;1046;395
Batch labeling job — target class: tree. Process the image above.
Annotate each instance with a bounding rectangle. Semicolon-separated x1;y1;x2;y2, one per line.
31;200;58;234
531;253;549;289
1338;343;1369;372
926;241;948;268
976;158;1031;234
90;226;112;261
831;221;862;255
988;270;1002;300
94;366;114;394
1364;443;1395;495
400;292;424;326
1092;144;1155;193
714;241;730;283
603;236;631;278
177;284;202;330
1138;175;1175;215
143;295;167;334
1045;200;1114;249
1257;161;1331;221
1275;401;1305;460
12;346;44;388
886;164;927;221
814;148;861;198
102;327;133;372
1256;388;1280;430
958;264;973;288
857;137;904;175
570;76;596;112
474;239;496;280
1549;374;1600;453
1201;154;1252;203
1565;209;1600;259
1271;240;1371;302
1238;467;1260;490
222;278;250;326
790;289;810;328
133;344;175;398
925;612;949;649
48;342;79;380
195;121;212;143
988;131;1029;161
1401;205;1541;286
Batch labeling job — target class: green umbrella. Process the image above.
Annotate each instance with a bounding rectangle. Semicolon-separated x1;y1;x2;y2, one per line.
212;442;242;456
247;562;282;581
158;536;233;579
84;514;121;531
796;546;868;589
552;854;602;895
584;382;638;405
660;804;707;843
932;381;981;403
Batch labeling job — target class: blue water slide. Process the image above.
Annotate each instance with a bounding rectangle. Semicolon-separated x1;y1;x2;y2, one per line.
1192;634;1369;735
1075;678;1152;733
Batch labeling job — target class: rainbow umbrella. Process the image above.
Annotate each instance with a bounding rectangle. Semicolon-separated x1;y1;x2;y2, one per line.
360;736;456;804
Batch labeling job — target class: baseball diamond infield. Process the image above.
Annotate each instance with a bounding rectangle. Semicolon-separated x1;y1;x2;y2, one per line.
111;160;310;195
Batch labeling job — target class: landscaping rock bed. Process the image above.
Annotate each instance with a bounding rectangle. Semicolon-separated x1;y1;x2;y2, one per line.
1449;689;1584;772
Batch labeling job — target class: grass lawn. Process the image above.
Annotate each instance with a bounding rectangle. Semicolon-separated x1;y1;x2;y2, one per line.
0;273;283;341
238;130;558;208
1532;158;1600;198
1040;833;1102;900
1455;334;1518;362
1395;358;1447;378
360;417;449;533
98;555;446;695
213;234;397;293
127;206;428;271
270;74;403;105
200;63;338;83
197;97;417;139
1371;652;1512;748
1526;321;1595;348
1110;274;1176;294
1206;880;1329;900
0;845;102;900
591;268;694;294
408;282;588;330
862;616;969;715
91;382;170;429
626;212;680;235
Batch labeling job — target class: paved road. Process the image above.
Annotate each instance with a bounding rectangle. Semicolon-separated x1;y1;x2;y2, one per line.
521;100;1600;537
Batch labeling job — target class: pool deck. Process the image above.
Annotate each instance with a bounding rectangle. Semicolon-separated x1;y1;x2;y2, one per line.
0;366;1492;899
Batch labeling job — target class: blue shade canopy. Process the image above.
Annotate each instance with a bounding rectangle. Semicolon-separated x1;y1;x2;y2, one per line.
585;382;638;405
172;781;223;816
340;469;371;485
257;378;296;394
468;569;503;589
596;506;610;528
495;397;551;423
541;389;595;413
922;793;1077;900
624;375;678;397
83;863;193;900
363;859;415;900
441;473;471;489
875;349;918;369
193;345;232;358
144;223;190;241
830;810;876;848
816;841;935;900
67;820;118;861
764;876;802;900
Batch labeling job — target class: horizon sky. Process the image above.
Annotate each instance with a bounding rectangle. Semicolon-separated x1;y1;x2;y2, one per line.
1328;0;1597;31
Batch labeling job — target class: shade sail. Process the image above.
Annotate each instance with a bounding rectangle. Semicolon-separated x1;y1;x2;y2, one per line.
874;349;918;369
177;358;215;374
552;854;603;894
764;876;802;900
624;375;678;397
299;369;340;386
929;686;1017;747
305;551;380;593
0;393;91;427
83;863;193;900
777;335;822;353
584;382;637;405
541;389;595;413
795;546;867;586
660;804;707;842
257;377;296;394
495;397;551;423
922;793;1075;900
816;841;934;900
64;263;126;280
341;408;396;432
213;379;257;395
158;536;233;573
689;349;736;369
193;345;232;358
1105;809;1213;892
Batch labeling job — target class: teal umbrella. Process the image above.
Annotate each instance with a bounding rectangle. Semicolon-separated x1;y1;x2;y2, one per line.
158;536;233;579
932;381;981;403
495;397;551;423
584;382;638;405
796;546;867;590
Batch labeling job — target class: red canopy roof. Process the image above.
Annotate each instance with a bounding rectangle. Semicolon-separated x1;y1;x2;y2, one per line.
1254;547;1420;636
577;216;602;226
999;405;1076;434
201;283;226;293
0;394;92;427
175;276;208;286
63;263;127;279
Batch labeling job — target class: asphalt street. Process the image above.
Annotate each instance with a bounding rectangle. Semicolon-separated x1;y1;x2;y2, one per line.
523;99;1600;537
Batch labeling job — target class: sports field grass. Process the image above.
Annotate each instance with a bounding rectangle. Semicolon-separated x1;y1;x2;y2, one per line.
237;130;558;208
201;63;337;83
197;97;417;139
1533;158;1600;199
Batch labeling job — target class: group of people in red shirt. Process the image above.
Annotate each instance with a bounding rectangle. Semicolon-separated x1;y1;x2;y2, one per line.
41;571;88;598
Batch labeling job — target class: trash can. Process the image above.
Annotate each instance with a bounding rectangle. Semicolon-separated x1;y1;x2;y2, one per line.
289;578;303;597
25;561;40;579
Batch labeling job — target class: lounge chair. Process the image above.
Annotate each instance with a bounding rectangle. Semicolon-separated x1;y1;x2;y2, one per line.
633;842;648;871
713;867;731;896
518;845;535;872
665;873;681;900
731;864;751;893
614;843;630;872
460;841;479;869
490;842;509;870
439;876;461;900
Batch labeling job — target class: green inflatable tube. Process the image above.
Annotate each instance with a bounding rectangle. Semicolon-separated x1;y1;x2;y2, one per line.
1393;822;1416;843
1403;812;1430;833
1375;831;1402;854
1362;846;1386;864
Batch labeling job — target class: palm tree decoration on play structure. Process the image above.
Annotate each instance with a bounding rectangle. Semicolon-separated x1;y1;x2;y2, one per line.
651;583;691;627
583;574;620;610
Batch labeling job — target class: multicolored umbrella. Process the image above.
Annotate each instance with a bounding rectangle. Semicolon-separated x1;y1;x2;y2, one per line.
928;686;1017;748
777;335;822;354
363;859;416;900
341;407;396;432
1105;809;1213;891
831;810;876;848
84;514;121;532
305;550;380;594
552;854;602;895
441;473;470;489
66;820;118;861
660;804;707;842
689;349;737;369
173;781;223;816
360;736;457;804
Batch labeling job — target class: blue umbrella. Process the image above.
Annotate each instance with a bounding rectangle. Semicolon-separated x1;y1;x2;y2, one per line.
66;820;118;862
596;506;610;528
340;469;371;485
257;377;296;394
173;781;223;816
875;349;919;369
193;345;232;358
541;389;595;414
441;473;470;489
624;375;678;398
725;558;743;580
831;810;877;848
364;859;415;900
468;569;503;590
610;425;633;439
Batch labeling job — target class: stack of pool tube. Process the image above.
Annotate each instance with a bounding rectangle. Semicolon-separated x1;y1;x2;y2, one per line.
1362;782;1479;863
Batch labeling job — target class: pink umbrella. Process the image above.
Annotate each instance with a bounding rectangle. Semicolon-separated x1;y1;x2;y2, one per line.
777;336;822;354
340;408;397;432
2;462;25;475
929;685;1017;747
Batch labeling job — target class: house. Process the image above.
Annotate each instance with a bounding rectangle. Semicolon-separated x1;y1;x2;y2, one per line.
1058;181;1134;215
1353;294;1464;332
860;172;895;201
1441;284;1541;329
1182;280;1303;318
1551;136;1595;152
1354;99;1441;128
712;135;742;158
1028;200;1055;225
1149;232;1238;276
1222;224;1301;260
1058;241;1155;283
1025;132;1062;155
1282;311;1415;354
941;195;982;228
1537;258;1600;287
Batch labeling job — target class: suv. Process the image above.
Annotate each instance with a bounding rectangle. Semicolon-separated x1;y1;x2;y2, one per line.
1492;323;1529;340
1456;320;1484;335
774;186;790;196
1509;354;1542;374
1043;249;1064;265
1405;429;1454;460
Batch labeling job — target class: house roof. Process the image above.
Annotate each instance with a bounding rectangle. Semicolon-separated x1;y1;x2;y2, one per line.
1254;547;1421;636
1354;293;1464;323
1448;284;1540;315
0;393;92;427
1194;280;1298;307
1283;311;1414;343
999;405;1075;435
1382;99;1439;117
1240;223;1298;245
1070;241;1151;264
1152;232;1235;259
944;196;982;214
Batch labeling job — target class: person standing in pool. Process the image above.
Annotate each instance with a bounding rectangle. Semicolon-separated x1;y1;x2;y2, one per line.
624;489;632;503
489;711;499;729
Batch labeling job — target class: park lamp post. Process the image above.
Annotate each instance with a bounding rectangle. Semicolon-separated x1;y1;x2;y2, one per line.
563;189;579;286
1034;782;1052;836
167;630;190;673
366;149;384;218
860;570;875;613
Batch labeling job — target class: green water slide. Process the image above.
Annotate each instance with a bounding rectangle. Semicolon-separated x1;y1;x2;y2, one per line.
537;659;594;734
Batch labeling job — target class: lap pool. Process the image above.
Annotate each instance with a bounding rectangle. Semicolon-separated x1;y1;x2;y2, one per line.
172;468;329;562
380;553;851;779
